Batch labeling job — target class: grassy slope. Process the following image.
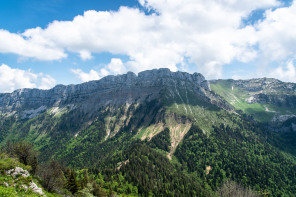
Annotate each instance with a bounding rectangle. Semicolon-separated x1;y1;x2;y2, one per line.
131;85;243;159
209;80;296;122
161;86;241;133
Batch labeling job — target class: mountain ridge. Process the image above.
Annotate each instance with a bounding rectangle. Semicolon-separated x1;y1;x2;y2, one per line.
0;68;230;119
1;68;296;196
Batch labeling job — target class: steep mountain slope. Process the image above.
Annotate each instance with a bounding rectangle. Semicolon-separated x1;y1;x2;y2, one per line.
1;69;296;196
0;68;230;164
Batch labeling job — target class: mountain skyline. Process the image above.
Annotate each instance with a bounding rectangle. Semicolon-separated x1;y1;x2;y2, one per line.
1;68;296;196
0;0;295;93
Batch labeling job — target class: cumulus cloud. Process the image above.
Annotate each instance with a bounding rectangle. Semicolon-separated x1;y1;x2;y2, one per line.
79;50;93;60
269;61;296;82
0;29;66;61
71;69;101;82
256;1;296;62
107;58;127;75
38;75;56;89
71;58;127;82
1;0;295;80
0;64;56;93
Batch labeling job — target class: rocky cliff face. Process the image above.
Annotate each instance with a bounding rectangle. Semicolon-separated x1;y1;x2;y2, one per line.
0;68;235;164
234;78;296;93
0;68;224;119
234;78;296;108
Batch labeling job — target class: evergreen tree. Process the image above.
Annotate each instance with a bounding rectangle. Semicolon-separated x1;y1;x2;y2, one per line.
67;170;80;194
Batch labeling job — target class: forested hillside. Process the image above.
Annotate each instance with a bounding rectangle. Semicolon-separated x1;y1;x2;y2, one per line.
1;69;296;196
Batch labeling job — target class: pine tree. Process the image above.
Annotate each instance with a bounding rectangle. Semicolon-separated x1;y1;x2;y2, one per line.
67;170;80;194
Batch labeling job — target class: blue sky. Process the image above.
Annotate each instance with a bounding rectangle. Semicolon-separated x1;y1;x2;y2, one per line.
0;0;142;32
0;0;295;92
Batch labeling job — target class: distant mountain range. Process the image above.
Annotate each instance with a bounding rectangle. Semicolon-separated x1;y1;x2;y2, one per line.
210;78;296;130
1;68;296;196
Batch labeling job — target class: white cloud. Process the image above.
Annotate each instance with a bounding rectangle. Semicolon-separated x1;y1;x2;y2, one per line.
79;50;93;60
71;69;101;82
107;58;126;75
269;61;296;82
1;0;293;80
70;66;119;83
71;58;126;82
0;29;66;61
0;64;56;93
256;2;296;62
39;75;57;89
99;68;110;77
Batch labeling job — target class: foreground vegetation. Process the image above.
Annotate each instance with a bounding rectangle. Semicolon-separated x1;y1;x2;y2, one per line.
0;140;263;196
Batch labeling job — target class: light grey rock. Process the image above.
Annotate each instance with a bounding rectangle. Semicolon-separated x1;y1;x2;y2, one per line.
29;182;45;196
22;105;47;119
0;69;220;117
5;167;30;178
272;115;296;123
22;184;28;191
